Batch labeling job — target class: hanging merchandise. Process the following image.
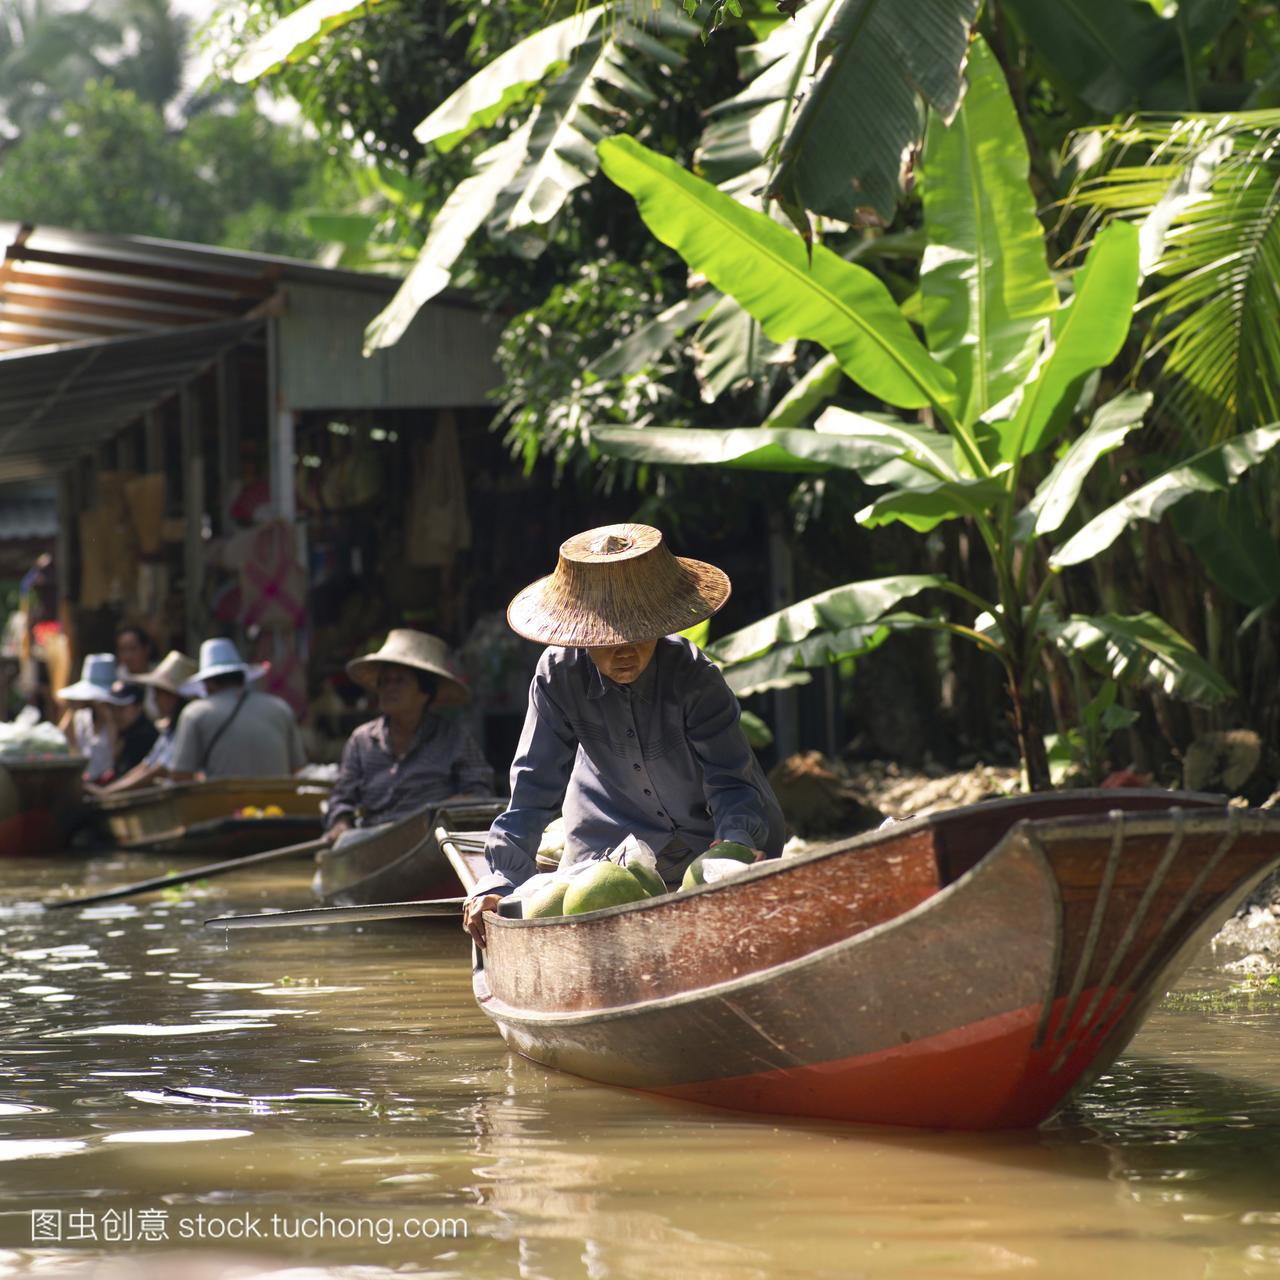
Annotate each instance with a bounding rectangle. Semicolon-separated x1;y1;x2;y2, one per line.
124;474;165;557
405;409;472;568
227;520;308;630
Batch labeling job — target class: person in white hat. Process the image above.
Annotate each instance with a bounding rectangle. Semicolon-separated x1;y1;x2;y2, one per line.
56;653;131;783
168;638;305;781
88;650;199;794
464;523;784;945
326;629;493;842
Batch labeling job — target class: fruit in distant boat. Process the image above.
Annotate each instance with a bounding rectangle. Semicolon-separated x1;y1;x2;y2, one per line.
525;880;570;919
626;861;667;898
680;842;757;890
563;861;650;915
262;804;285;817
235;806;263;818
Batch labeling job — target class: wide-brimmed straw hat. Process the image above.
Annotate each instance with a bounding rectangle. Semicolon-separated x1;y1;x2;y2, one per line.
192;637;268;686
346;629;470;706
59;653;132;705
507;523;731;647
131;650;200;699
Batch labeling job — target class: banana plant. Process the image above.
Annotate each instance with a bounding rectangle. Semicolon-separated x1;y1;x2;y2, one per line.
593;37;1276;788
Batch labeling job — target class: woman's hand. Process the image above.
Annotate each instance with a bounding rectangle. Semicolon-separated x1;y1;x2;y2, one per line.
710;838;765;861
463;893;503;946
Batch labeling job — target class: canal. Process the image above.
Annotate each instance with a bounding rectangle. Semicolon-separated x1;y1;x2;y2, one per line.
0;852;1279;1277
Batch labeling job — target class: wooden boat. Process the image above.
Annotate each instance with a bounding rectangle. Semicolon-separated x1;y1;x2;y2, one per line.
0;755;88;856
312;799;505;906
440;789;1280;1131
93;777;330;857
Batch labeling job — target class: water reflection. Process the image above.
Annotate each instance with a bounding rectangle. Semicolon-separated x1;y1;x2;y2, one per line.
0;854;1278;1276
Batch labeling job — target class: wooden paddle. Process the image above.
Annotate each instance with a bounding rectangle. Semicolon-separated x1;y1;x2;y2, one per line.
43;836;329;910
205;898;468;929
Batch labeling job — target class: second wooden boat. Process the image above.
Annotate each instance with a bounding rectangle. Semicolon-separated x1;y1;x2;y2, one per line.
312;799;505;906
442;789;1280;1131
94;777;330;857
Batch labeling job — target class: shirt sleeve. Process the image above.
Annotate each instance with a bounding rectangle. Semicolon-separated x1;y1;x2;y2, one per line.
684;663;771;852
479;664;576;896
169;705;202;775
325;731;364;830
286;715;307;772
451;723;495;797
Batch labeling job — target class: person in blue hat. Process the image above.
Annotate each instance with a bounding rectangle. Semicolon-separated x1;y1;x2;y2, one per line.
168;638;306;780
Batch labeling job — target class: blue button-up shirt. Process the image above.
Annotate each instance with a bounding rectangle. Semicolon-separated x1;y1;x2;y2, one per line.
475;637;785;897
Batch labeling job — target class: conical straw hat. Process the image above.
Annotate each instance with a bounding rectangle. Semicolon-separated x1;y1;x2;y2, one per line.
132;650;199;698
507;524;731;647
347;629;470;706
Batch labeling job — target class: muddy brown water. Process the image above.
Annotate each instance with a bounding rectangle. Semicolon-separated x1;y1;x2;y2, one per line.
0;853;1277;1278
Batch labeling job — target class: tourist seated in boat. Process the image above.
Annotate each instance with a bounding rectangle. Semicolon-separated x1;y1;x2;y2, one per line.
57;653;132;783
463;523;785;944
324;629;493;843
98;680;158;786
168;638;306;781
88;650;198;795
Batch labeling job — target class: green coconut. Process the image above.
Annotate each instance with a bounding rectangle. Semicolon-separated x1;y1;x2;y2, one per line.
680;841;757;890
563;861;651;915
626;861;668;898
524;880;570;919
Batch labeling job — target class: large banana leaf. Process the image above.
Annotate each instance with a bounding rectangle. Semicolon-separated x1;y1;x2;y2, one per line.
857;476;1010;533
598;135;958;414
1048;611;1232;703
708;574;944;665
993;221;1141;463
492;21;686;234
920;37;1057;426
587;294;717;379
1050;423;1280;566
999;0;1235;115
720;621;894;697
363;123;532;353
763;354;843;429
692;295;791;402
767;0;981;227
1017;390;1152;538
814;406;959;478
231;0;391;83
592;424;890;473
1170;487;1280;608
697;0;841;202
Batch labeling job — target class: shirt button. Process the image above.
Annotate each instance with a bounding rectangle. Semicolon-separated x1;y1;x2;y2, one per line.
626;729;635;738
656;811;664;818
633;763;641;771
643;789;651;796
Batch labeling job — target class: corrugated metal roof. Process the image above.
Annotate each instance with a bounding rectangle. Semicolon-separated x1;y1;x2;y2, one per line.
0;224;495;480
0;316;262;482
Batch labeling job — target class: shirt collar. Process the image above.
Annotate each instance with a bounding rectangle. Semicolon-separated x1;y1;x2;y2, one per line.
371;712;439;754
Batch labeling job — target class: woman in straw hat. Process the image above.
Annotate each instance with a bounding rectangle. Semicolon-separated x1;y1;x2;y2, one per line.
464;524;784;945
87;651;199;795
326;629;493;842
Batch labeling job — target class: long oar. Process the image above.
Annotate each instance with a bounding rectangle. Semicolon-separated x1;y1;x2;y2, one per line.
205;898;467;930
43;836;329;910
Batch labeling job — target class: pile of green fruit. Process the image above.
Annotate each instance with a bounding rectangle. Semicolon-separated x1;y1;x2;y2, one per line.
524;841;758;919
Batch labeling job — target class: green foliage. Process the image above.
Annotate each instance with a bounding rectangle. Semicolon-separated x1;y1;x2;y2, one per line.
0;80;349;254
594;41;1264;786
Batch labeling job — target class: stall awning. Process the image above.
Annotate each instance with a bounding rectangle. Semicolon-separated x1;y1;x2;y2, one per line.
0;316;262;482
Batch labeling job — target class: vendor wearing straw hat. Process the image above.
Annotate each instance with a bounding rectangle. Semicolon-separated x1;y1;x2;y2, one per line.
464;524;785;945
90;650;199;794
325;629;493;842
169;638;305;781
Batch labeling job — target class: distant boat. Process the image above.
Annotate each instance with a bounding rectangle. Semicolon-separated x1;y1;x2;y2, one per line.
312;799;504;905
443;790;1280;1130
92;777;330;857
0;756;87;856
